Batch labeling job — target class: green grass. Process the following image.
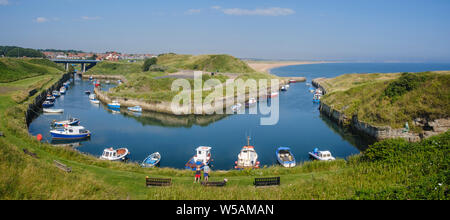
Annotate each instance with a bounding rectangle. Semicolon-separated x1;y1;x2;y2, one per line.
1;58;447;200
0;58;63;83
321;71;450;129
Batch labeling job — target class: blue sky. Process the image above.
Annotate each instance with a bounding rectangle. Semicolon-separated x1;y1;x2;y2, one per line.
1;0;450;61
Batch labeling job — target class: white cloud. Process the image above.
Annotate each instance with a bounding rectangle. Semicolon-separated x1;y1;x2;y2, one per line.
34;17;49;23
0;0;9;6
185;9;201;15
213;6;295;16
81;16;102;21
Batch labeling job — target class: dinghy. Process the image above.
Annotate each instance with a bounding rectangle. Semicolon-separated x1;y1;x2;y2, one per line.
53;118;80;127
46;94;56;101
235;137;260;169
141;152;161;168
309;148;336;161
231;103;242;113
185;146;212;170
52;91;61;97
90;99;100;104
43;108;64;114
127;106;142;112
59;87;66;95
245;98;257;107
276;147;296;168
100;147;129;161
85;90;91;95
50;125;91;139
89;94;96;100
268;91;279;98
280;85;288;91
42;101;54;108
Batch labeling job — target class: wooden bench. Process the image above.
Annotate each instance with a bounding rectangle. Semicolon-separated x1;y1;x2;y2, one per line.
23;148;38;158
254;177;280;187
201;179;228;187
146;177;172;187
54;160;72;173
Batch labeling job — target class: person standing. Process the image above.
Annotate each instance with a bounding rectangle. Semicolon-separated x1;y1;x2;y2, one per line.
203;164;210;182
194;165;201;183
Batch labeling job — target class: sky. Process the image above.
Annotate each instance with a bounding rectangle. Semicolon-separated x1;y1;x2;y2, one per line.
1;0;450;62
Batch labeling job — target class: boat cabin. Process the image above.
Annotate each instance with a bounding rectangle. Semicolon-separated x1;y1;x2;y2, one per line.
193;146;211;164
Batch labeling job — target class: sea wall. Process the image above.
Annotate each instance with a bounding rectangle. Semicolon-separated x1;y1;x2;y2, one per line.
25;72;72;127
314;77;449;142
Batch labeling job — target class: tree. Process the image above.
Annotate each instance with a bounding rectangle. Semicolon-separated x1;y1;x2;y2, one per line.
142;57;157;72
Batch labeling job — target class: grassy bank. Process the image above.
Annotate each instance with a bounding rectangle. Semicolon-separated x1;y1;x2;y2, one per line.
319;71;450;131
0;58;447;200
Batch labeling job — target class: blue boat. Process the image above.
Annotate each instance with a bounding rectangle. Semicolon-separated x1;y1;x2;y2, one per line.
313;94;321;103
141;152;161;168
42;101;54;108
53;118;80;127
50;125;91;139
46;95;56;102
276;147;296;168
108;101;121;109
52;91;61;97
185;146;212;170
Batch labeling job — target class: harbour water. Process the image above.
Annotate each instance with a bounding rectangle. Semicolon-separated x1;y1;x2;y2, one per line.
28;63;450;170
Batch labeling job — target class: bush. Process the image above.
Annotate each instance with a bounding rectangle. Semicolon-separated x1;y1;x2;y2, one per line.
383;72;428;101
142;57;157;72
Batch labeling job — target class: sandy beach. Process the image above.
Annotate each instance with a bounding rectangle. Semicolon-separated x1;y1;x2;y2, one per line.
246;61;331;73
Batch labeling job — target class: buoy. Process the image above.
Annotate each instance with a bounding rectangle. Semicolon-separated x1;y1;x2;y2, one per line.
37;134;43;141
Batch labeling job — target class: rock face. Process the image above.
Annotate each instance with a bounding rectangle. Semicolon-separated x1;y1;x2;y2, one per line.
314;77;449;142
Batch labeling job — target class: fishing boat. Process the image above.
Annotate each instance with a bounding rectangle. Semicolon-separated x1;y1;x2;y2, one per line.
309;148;336;161
42;101;54;108
245;98;257;107
90;99;100;104
53;117;80;127
141;152;161;168
46;94;56;101
89;94;96;100
313;94;321;103
52;91;61;97
43;108;64;114
268;91;279;98
100;147;129;161
280;85;288;91
235;137;260;169
85;90;91;95
59;87;66;94
108;100;121;109
128;106;142;112
50;125;91;139
231;103;242;112
276;147;296;168
185;146;212;170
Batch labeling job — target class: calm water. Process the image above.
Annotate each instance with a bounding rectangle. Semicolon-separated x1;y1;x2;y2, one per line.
28;63;450;170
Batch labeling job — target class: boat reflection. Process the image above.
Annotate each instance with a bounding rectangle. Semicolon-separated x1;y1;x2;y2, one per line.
51;137;90;148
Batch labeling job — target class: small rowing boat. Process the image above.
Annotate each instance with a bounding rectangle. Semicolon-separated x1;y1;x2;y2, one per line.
141;152;161;167
128;106;142;112
42;101;54;108
43;108;64;114
52;91;61;97
53;117;80;127
90;99;100;104
59;87;66;95
276;147;296;168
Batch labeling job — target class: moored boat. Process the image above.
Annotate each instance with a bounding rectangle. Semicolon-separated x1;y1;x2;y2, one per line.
185;146;212;170
108;100;121;109
276;147;296;168
42;101;54;108
289;79;297;83
280;85;288;91
128;106;142;112
60;87;66;94
141;152;161;167
90;99;100;104
231;103;242;113
43;108;64;114
235;137;260;169
100;147;129;161
268;91;279;98
85;90;91;95
313;93;321;103
46;94;56;101
245;97;257;107
53;117;80;127
50;125;91;139
52;91;61;97
309;148;336;161
89;94;96;100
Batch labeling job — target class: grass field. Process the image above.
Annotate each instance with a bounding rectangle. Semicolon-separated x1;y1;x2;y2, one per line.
0;58;447;200
320;71;450;130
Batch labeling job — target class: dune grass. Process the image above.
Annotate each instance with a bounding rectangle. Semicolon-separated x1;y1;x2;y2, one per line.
0;58;63;83
321;71;450;129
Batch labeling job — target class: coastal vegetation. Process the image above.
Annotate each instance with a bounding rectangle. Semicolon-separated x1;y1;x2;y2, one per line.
0;46;45;58
0;58;63;83
0;58;447;200
319;71;450;131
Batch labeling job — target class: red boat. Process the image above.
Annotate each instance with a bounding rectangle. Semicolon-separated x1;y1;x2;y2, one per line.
289;79;297;83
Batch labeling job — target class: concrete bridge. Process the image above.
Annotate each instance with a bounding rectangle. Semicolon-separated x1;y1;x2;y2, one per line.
50;59;101;72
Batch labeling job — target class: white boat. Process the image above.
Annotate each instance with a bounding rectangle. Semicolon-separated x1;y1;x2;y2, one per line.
268;91;279;98
43;108;64;114
90;99;100;104
100;148;129;161
59;87;66;94
315;89;323;95
128;106;142;112
276;147;296;168
280;85;288;91
245;98;257;107
89;94;96;100
235;137;260;169
105;80;110;84
185;146;212;170
309;149;336;161
231;103;242;112
108;100;121;109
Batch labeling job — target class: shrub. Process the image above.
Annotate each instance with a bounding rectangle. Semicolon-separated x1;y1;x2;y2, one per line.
142;57;157;72
383;72;428;101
